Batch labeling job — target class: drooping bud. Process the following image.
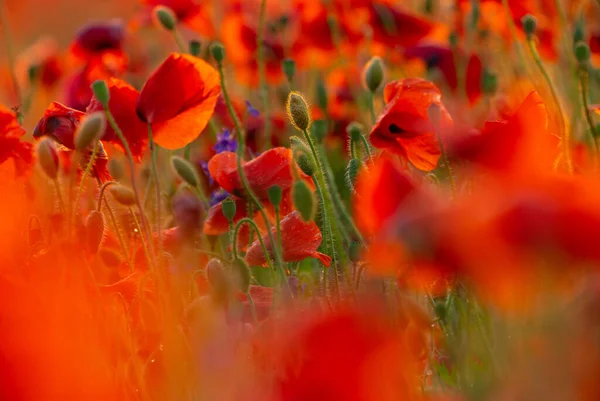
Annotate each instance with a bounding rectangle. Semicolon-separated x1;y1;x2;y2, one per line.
221;197;236;222
37;138;59;179
107;158;125;181
232;258;251;293
286;91;311;131
109;185;137;206
311;119;327;143
296;151;315;177
346;122;363;143
282;58;296;83
363;56;384;93
315;77;328;111
574;41;591;65
153;5;177;31
521;14;537;38
91;80;110;108
206;258;225;286
171;155;200;188
211;42;225;63
74;111;106;152
267;185;282;208
85;210;105;253
189;40;201;57
292;180;316;222
345;158;360;192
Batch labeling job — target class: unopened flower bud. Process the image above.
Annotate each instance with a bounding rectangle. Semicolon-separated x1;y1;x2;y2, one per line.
37;138;59;179
292;180;315;222
345;158;359;192
189;40;201;57
522;14;537;38
481;69;498;95
574;41;591;65
85;210;105;253
286;91;311;131
206;258;230;305
206;258;225;287
91;80;110;108
211;42;225;63
267;185;282;208
171;156;200;188
282;58;296;83
346;122;363;143
109;185;137;206
296;151;315;177
348;241;362;263
222;197;236;222
75;112;106;152
154;5;177;31
107;158;125;181
363;56;384;93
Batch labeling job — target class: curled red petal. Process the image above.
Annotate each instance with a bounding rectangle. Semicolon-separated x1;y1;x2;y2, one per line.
33;102;84;150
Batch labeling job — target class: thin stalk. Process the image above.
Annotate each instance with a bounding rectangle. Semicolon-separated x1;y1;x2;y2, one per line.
148;124;163;260
526;38;573;173
429;108;457;197
245;292;258;324
96;180;132;268
232;218;275;273
72;142;100;223
313;176;339;299
358;134;374;165
578;65;600;152
368;92;377;124
257;0;271;150
172;29;187;53
53;179;66;213
500;0;530;75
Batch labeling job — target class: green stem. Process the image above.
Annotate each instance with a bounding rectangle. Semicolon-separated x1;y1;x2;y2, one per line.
430;108;457;197
53;179;65;213
172;29;187;53
73;141;99;223
578;65;600;151
96;179;132;268
147;124;162;261
245;292;258;324
526;38;573;173
368;92;377;125
500;0;529;76
313;175;339;299
257;0;271;150
232;218;274;273
358;134;374;165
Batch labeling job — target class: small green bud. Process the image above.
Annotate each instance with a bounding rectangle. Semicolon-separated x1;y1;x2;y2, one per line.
316;77;328;111
232;258;251;293
91;80;110;108
348;241;362;263
189;40;201;57
292;180;316;222
574;41;591;64
346;122;363;143
85;210;105;253
282;58;296;83
296;151;315;177
286;91;311;131
521;14;537;38
481;69;498;96
363;56;384;93
211;42;225;63
37;138;59;179
222;197;236;222
171;156;200;188
573;19;584;44
107;158;125;181
109;185;137;206
345;158;360;192
449;31;459;48
434;301;447;321
154;5;177;31
74;112;106;152
267;185;282;208
311;119;327;143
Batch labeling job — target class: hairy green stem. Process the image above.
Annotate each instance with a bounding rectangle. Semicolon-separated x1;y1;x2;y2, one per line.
73;141;100;223
578;65;600;152
148;124;163;260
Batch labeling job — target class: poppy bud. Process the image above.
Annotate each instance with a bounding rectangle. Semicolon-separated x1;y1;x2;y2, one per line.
345;158;359;192
574;41;591;65
267;185;283;208
348;240;362;263
296;151;315;177
316;77;328;111
232;258;251;293
222;197;236;222
481;69;498;95
286;91;311;131
282;58;296;83
74;112;106;152
363;56;384;93
211;42;226;63
171;156;200;188
573;19;584;45
37;138;59;179
154;5;177;31
292;180;316;222
91;80;110;108
110;185;137;206
346;122;363;143
85;210;105;253
189;40;201;57
522;14;537;38
206;258;230;305
311;119;327;143
107;158;125;181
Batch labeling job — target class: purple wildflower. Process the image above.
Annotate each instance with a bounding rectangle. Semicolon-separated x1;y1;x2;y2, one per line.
213;128;238;154
210;189;230;207
245;100;260;118
199;161;214;186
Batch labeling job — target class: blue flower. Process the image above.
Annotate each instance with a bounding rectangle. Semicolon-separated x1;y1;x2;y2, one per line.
199;161;214;186
210;189;230;207
213;128;238;154
245;100;260;118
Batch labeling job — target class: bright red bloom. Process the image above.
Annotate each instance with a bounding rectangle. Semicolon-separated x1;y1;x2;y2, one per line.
87;78;148;161
136;53;220;149
33;102;84;149
370;78;453;171
15;37;62;90
0;105;32;175
364;1;434;48
245;211;331;266
69;21;127;73
207;147;312;199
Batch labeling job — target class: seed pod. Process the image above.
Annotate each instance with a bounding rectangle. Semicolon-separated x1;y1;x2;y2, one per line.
107;158;125;181
37;138;59;179
574;41;591;65
110;185;137;206
296;151;315;177
85;210;105;253
154;5;177;31
293;180;316;222
91;80;110;108
521;14;537;38
75;112;106;152
171;156;200;188
206;258;225;287
345;158;359;192
221;197;236;222
286;91;311;131
282;58;296;83
211;42;225;63
363;56;384;93
232;258;251;293
267;185;282;208
189;40;201;57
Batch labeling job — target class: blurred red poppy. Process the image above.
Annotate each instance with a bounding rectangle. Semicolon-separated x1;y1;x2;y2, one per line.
87;78;148;161
69;20;128;73
0;105;32;175
15;37;63;91
370;78;453;171
140;0;215;37
33;102;84;149
136;53;220;149
245;211;330;266
364;1;434;48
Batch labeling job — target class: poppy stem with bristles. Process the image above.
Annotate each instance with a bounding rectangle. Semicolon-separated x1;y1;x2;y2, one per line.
526;38;573;173
96;180;133;269
72;141;99;225
578;65;600;153
232;217;275;278
53;179;66;214
148;124;163;261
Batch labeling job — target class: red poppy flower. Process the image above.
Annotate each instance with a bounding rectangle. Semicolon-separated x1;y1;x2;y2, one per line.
64;63;115;111
404;43;482;104
69;21;127;73
370;78;453;171
0;105;32;175
15;37;62;90
140;0;214;37
136;53;220;149
207;147;312;199
449;91;559;172
33;102;84;149
87;78;148;161
245;211;331;266
365;1;434;48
